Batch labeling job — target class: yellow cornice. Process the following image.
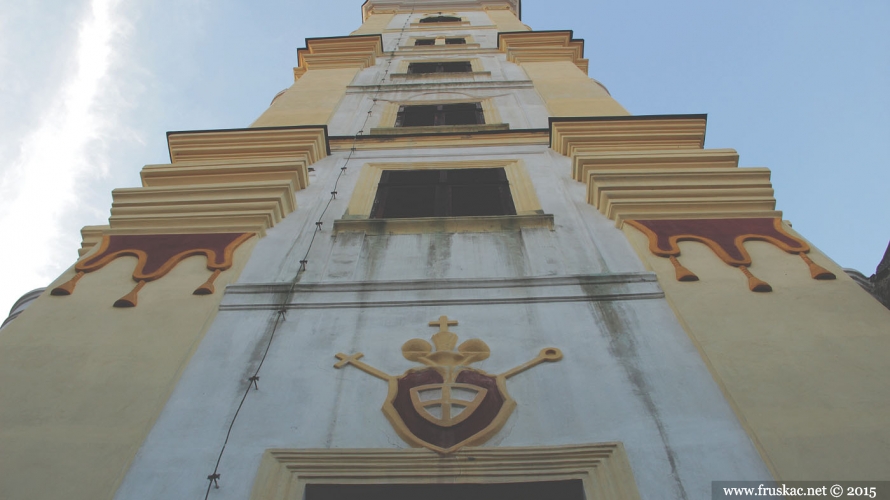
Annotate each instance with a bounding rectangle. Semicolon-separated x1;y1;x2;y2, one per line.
295;35;383;75
167;126;328;164
78;225;108;256
571;148;740;183
80;125;333;244
548;116;781;224
108;181;297;237
141;158;310;191
498;31;588;73
549;115;708;157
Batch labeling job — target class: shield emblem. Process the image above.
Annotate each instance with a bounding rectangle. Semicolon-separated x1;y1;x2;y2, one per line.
409;382;488;427
383;367;516;454
333;316;561;454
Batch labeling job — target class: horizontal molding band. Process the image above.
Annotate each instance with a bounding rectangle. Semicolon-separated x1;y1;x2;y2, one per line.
218;292;666;311
346;80;535;92
220;272;664;310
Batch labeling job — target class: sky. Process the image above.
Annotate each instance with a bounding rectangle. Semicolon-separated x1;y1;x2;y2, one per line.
0;0;888;316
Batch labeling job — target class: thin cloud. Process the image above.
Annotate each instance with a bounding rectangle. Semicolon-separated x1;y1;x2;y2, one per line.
0;0;125;314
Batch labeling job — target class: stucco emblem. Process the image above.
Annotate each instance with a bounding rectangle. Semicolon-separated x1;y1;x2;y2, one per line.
334;316;562;454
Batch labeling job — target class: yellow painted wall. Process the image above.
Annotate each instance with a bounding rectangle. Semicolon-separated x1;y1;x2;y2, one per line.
486;9;531;32
251;68;360;127
623;223;890;480
0;238;256;500
522;61;629;117
351;13;395;35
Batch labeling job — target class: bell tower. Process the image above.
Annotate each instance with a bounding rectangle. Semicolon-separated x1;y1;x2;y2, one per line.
1;1;888;499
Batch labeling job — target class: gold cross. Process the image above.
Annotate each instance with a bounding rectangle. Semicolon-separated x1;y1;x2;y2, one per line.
429;315;458;332
333;352;390;381
334;352;364;369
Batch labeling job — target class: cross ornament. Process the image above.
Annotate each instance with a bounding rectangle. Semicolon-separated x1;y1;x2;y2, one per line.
429;315;458;332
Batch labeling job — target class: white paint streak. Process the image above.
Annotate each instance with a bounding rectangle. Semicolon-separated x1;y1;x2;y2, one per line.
0;0;124;314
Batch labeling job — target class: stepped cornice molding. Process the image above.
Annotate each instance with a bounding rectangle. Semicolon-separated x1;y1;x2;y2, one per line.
75;126;330;246
167;126;328;164
79;225;108;256
141;158;311;192
599;190;779;224
108;181;296;236
361;0;520;21
588;168;773;208
295;35;383;75
549;116;780;223
550;115;708;156
498;30;588;73
570;148;740;182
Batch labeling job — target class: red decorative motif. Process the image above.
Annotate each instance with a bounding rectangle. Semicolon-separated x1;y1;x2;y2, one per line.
626;218;835;291
627;218;806;264
51;232;253;307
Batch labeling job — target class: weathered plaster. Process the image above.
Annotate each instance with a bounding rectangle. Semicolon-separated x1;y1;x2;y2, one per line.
623;223;890;480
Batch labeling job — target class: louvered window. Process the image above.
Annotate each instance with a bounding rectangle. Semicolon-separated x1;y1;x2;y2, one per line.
394;103;484;127
407;61;472;74
371;169;516;219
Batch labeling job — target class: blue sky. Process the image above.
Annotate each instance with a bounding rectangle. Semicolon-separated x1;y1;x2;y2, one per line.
1;0;888;314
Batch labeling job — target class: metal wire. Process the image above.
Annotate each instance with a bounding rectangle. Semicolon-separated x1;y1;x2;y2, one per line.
202;4;416;498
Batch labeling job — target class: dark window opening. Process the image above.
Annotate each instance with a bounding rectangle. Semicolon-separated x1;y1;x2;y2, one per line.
445;38;467;45
414;39;436;46
407;61;472;74
395;103;484;127
371;168;516;219
306;480;586;500
419;15;461;23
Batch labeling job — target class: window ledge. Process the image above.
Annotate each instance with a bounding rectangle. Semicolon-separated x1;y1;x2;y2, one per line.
400;44;482;50
332;214;554;235
410;21;471;27
370;123;509;135
390;71;492;79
